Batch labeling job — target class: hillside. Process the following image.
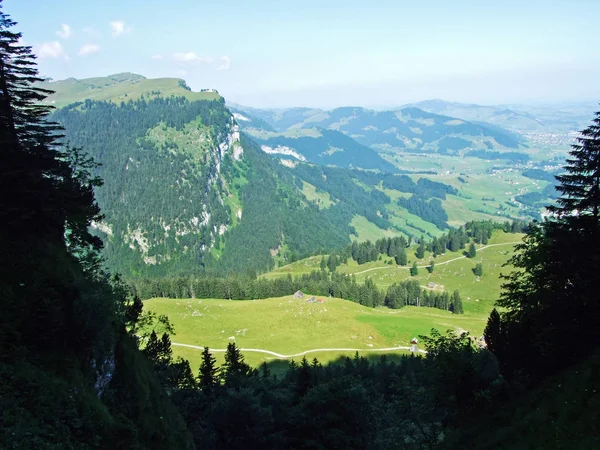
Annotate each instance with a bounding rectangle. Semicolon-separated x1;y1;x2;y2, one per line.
246;127;399;172
39;72;221;107
142;229;524;368
47;74;546;279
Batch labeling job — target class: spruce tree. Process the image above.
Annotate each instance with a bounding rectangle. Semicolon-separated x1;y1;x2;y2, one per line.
415;240;426;259
466;242;477;258
450;290;463;314
410;262;419;276
548;110;600;231
395;247;407;266
493;109;600;379
198;346;219;388
427;260;435;274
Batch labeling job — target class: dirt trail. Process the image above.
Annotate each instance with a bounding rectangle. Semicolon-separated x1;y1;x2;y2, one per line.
353;241;520;276
171;342;427;358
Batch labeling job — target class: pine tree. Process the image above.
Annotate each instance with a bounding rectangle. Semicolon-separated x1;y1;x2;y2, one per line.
492;109;600;379
450;290;463;314
548;110;600;231
410;262;419;276
415;240;426;259
198;346;220;388
466;242;476;258
473;263;484;277
427;260;435;274
395;247;407;266
0;6;109;359
223;341;250;384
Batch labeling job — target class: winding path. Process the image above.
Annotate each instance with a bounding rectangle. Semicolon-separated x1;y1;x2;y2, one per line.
171;342;427;358
352;241;521;276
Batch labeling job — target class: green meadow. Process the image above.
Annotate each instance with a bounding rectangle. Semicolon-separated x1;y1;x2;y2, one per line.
144;230;523;368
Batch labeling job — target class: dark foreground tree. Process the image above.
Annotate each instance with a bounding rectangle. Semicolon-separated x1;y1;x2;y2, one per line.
199;346;220;388
0;5;193;447
487;108;600;380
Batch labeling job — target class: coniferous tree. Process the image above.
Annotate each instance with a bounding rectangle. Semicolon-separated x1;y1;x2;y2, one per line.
492;109;600;379
548;110;600;230
410;262;419;276
473;263;484;277
427;260;435;274
223;341;251;384
450;290;463;314
415;240;426;259
198;346;219;388
395;247;407;266
466;242;477;258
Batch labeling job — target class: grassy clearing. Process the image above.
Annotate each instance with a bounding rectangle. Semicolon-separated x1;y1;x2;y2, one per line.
302;181;335;209
144;295;481;369
40;73;220;108
350;215;401;241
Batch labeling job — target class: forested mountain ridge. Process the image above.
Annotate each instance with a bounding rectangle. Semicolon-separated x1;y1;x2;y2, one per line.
47;75;467;278
53;96;246;277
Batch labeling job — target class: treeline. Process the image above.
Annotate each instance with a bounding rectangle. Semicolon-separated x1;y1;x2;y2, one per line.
328;220;529;267
398;195;449;229
130;270;464;313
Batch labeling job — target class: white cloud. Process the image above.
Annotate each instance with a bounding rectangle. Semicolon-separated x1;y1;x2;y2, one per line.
78;44;101;56
175;69;188;77
37;41;67;60
173;52;213;64
56;24;71;39
110;20;131;37
217;56;231;71
151;54;163;60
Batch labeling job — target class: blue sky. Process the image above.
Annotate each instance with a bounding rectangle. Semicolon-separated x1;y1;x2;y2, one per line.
5;0;600;108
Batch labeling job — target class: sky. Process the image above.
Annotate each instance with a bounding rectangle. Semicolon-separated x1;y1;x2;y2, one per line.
5;0;600;108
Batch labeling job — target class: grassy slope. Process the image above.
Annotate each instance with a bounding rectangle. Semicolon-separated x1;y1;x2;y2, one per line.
40;73;220;108
145;295;476;370
301;181;335;209
145;230;523;369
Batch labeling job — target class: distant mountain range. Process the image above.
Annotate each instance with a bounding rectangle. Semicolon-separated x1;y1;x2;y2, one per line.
405;99;597;133
232;105;526;160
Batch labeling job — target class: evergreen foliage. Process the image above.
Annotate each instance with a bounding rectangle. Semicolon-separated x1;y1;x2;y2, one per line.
0;7;194;447
486;109;600;381
466;242;477;258
410;262;419;276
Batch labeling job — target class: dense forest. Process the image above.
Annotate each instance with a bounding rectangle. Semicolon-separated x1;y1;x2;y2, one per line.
130;270;464;313
55;95;466;279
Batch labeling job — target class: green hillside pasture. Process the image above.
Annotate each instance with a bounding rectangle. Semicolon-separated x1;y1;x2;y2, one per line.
350;215;400;242
144;296;481;369
302;181;335;209
342;241;520;316
40;75;220;108
265;232;522;312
